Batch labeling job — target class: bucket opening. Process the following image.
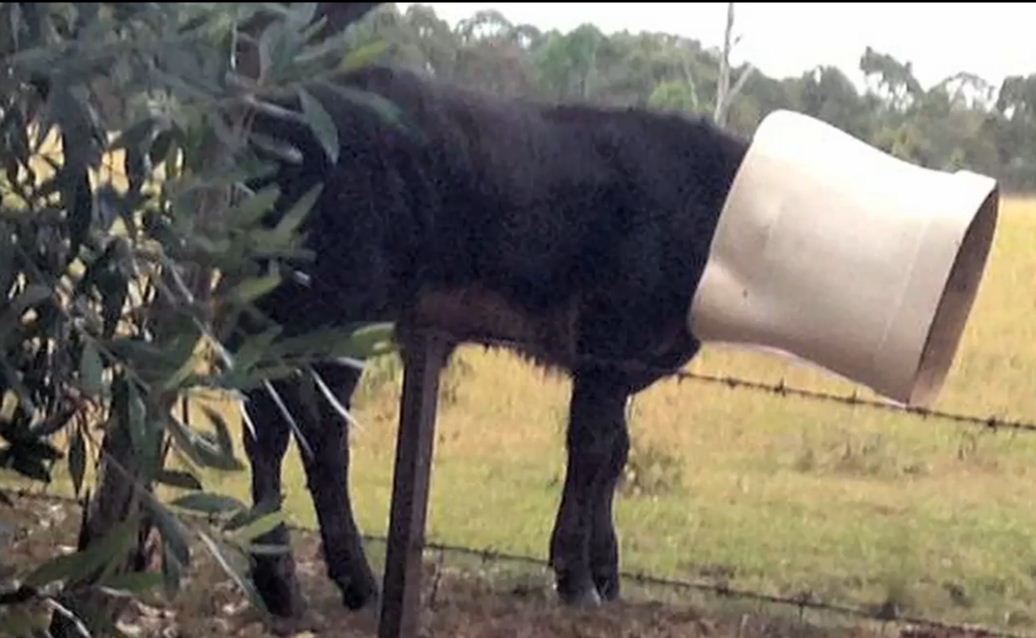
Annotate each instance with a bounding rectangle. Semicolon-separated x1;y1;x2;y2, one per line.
908;185;1000;407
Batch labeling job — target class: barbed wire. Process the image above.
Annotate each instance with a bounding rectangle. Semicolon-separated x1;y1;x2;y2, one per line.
6;328;1036;637
435;330;1036;436
3;487;1028;638
408;537;1021;638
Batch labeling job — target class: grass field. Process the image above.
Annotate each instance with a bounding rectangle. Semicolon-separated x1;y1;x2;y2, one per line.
7;198;1036;633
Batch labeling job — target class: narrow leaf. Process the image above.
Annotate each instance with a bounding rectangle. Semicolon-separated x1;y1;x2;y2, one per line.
263;379;313;461
171;492;247;516
273;182;322;238
69;426;85;497
165;415;245;472
126;381;150;462
25;518;137;588
143;498;191;568
245;543;292;556
317;82;410;135
79;340;104;396
227;274;281;306
311;367;360;429
199;405;236;458
226;185;280;227
331;322;397;360
227;510;285;545
98;571;165;595
197;531;268;614
298;88;339;164
340;40;390;73
155;469;202;491
161;543;184;594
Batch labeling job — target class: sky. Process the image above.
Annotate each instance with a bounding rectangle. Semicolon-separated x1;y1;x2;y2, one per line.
395;2;1036;93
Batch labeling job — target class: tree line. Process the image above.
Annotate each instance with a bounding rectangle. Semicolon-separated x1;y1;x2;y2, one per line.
358;3;1036;193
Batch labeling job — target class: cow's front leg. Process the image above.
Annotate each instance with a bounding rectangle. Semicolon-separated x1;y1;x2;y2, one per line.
549;368;631;606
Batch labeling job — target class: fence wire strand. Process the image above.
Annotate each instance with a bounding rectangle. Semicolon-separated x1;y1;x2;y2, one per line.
4;487;1031;637
447;331;1036;436
6;327;1036;637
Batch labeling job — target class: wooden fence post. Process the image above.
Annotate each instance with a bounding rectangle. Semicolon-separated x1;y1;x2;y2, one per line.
378;331;447;638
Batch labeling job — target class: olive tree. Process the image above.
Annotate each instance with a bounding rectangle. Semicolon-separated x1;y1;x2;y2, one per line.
0;3;389;634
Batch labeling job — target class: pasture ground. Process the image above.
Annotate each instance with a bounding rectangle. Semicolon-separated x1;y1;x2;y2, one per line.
0;494;991;637
5;198;1036;636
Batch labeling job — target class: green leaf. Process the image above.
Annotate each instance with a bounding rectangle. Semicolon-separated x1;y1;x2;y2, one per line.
126;381;151;463
226;510;285;545
317;82;410;135
155;469;202;491
98;571;165;596
165;415;245;472
268;323;395;363
227;274;282;306
160;351;202;393
24;518;137;588
298;87;339;164
333;322;397;360
79;340;104;396
273;182;322;238
244;542;292;556
69;425;85;497
143;498;191;569
171;492;247;516
161;543;184;594
230;325;282;373
226;185;280;228
340;39;390;73
198;530;268;614
200;404;235;457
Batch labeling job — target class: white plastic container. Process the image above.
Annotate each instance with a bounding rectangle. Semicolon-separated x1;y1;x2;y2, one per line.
689;110;1000;407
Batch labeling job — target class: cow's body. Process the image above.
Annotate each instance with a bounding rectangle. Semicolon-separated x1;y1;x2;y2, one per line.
240;64;749;615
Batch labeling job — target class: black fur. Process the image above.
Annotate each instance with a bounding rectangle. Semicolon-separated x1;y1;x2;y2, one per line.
239;64;749;614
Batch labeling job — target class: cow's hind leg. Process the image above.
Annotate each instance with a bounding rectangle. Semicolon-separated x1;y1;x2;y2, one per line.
294;363;379;611
549;368;631;606
242;383;304;618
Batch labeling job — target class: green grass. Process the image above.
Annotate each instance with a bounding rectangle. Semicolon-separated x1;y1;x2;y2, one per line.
9;198;1036;632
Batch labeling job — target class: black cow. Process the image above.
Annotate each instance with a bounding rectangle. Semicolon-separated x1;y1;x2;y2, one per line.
239;63;749;616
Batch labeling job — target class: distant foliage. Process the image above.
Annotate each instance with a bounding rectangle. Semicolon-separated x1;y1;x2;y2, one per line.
365;3;1036;192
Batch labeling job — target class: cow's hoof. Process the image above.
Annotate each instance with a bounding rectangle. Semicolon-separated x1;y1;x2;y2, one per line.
253;563;305;619
556;572;602;609
593;570;621;603
341;582;379;612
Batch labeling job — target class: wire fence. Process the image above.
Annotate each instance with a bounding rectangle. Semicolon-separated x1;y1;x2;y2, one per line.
3;486;1029;638
446;330;1036;436
5;327;1036;637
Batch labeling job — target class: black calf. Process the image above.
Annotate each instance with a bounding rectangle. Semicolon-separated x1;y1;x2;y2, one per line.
238;64;749;613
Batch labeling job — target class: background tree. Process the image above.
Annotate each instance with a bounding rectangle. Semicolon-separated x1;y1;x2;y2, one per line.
352;2;1035;191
